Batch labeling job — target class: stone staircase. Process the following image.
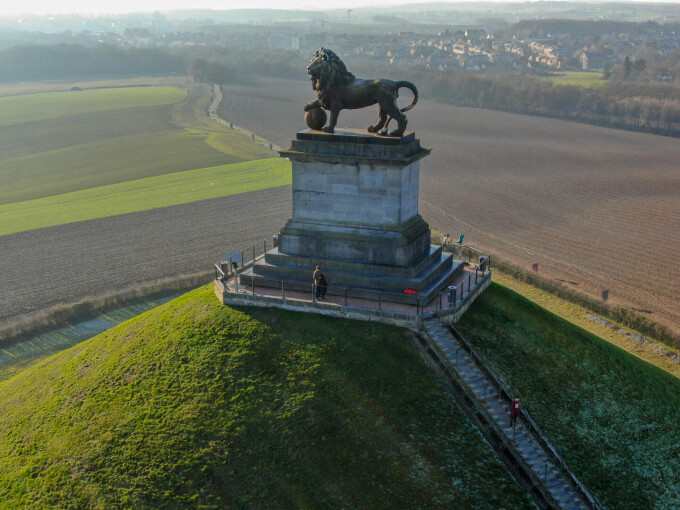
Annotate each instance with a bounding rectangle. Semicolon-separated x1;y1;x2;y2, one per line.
421;317;600;510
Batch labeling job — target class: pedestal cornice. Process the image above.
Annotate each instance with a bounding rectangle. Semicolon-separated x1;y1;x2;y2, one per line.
279;128;431;166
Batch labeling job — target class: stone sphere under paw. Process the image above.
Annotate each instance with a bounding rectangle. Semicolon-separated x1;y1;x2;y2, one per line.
305;107;327;131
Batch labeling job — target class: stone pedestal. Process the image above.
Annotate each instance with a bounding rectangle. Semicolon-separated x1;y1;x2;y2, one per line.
241;129;460;304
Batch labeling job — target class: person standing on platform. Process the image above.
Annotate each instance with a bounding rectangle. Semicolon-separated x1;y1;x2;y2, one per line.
319;273;328;299
510;397;521;428
313;266;324;300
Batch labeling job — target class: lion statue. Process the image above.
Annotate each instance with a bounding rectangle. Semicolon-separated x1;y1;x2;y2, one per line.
303;48;418;137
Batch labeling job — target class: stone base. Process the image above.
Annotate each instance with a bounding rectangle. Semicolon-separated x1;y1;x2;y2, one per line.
240;245;461;305
243;128;452;304
279;214;431;267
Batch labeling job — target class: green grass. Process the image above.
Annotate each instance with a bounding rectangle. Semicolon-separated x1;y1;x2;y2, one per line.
0;130;243;204
543;70;606;88
0;285;533;509
458;283;680;510
0;105;175;161
0;84;274;205
0;158;291;236
0;87;185;127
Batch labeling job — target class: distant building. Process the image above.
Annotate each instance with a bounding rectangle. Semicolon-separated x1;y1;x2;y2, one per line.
580;51;610;70
269;33;299;51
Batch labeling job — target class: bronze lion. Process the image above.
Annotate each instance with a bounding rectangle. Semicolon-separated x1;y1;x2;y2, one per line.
303;48;418;137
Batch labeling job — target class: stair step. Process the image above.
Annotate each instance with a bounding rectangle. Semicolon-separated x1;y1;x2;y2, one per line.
421;318;590;510
544;476;562;488
525;453;548;466
439;343;459;353
554;490;573;502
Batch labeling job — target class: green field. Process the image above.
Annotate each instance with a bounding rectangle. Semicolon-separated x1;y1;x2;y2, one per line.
0;87;184;126
458;284;680;510
0;82;279;230
0;158;290;236
544;70;606;87
0;285;533;509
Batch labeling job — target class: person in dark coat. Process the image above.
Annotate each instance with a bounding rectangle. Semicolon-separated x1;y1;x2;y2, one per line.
510;397;521;427
319;273;328;299
313;266;323;300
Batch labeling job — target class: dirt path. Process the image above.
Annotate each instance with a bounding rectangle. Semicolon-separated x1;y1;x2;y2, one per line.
220;76;680;335
0;187;291;327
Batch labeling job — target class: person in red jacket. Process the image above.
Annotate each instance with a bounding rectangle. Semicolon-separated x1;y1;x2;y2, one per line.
510;397;521;428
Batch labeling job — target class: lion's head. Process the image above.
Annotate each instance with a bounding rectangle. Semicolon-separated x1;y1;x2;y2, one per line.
307;48;355;99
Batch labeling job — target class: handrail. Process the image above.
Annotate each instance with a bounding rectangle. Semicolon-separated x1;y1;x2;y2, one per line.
449;323;602;510
218;265;491;318
416;330;558;509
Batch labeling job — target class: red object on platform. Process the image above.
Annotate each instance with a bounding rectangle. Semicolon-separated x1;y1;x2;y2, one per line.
403;289;418;295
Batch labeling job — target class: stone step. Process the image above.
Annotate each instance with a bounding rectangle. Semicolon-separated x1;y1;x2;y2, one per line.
420;318;592;510
531;460;553;474
552;489;575;503
468;378;489;390
431;330;450;337
437;342;457;352
446;352;467;363
437;340;457;356
487;403;507;416
546;477;565;490
513;436;531;448
454;358;474;368
462;374;483;385
524;453;548;466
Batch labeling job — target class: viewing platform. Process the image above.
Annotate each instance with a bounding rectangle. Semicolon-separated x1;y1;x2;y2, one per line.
214;243;491;330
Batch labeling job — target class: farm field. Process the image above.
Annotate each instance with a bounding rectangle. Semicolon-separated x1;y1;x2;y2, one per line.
219;76;680;336
0;187;290;327
0;79;289;330
0;84;275;204
543;70;606;87
0;158;289;236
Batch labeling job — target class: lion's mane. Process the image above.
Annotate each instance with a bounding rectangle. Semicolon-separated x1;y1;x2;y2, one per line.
309;48;355;110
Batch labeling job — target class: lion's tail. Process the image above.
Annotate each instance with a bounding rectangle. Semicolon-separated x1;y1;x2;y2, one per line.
396;81;418;113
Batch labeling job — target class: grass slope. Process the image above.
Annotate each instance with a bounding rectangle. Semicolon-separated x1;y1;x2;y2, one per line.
0;285;533;509
457;283;680;510
0;158;291;236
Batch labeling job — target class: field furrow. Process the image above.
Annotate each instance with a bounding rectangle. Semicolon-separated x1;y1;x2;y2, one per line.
0;186;292;327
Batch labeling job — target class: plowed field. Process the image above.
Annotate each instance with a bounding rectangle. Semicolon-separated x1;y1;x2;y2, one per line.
0;187;290;327
220;76;680;334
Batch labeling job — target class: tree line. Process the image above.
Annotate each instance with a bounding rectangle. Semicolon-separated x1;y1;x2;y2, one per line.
410;70;680;137
0;44;186;82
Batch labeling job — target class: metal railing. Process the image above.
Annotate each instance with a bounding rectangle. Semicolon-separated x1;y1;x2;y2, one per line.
229;274;430;314
214;233;279;282
448;323;602;510
415;330;558;509
214;239;491;318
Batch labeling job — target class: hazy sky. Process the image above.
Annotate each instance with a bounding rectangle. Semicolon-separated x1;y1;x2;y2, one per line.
2;0;674;17
1;0;446;17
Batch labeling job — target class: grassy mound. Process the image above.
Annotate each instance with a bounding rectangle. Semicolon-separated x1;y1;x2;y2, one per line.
0;285;532;509
458;283;680;510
